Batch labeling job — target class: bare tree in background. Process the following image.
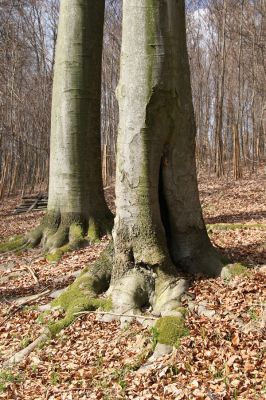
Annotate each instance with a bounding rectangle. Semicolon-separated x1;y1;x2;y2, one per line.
0;0;265;200
187;0;266;178
0;0;59;197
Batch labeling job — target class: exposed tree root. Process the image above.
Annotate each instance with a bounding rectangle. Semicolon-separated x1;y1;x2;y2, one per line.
3;330;49;368
152;272;188;315
105;256;191;359
47;242;113;335
108;258;189;318
25;213;86;262
75;310;157;320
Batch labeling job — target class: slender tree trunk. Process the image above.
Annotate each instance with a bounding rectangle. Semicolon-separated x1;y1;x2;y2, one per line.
110;0;222;315
233;0;244;180
214;0;227;177
27;0;112;252
233;124;241;180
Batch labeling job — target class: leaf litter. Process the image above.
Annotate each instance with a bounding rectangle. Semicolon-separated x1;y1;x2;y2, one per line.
0;172;265;399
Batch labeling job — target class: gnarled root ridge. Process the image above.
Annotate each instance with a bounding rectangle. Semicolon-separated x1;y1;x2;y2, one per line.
110;268;155;316
109;263;189;318
48;244;189;335
107;262;190;363
25;210;113;261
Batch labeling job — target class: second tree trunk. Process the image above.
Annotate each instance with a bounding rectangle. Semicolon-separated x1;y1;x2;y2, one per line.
28;0;112;253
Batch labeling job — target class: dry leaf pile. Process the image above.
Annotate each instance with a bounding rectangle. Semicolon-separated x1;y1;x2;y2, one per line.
0;171;265;399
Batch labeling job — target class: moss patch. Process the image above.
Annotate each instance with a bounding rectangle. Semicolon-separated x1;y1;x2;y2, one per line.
48;272;112;336
46;245;71;263
46;235;88;263
0;370;22;393
69;223;84;243
87;220;101;242
87;217;113;242
154;316;189;347
0;235;27;254
222;263;250;280
227;263;249;277
175;307;187;317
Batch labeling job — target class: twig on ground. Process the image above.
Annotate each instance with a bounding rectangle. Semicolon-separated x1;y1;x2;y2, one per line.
75;310;158;320
14;289;51;306
24;264;39;284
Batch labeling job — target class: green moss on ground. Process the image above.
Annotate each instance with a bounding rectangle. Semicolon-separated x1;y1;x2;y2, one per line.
0;370;22;393
207;223;266;232
0;235;27;254
221;262;251;280
154;316;189;347
175;307;187;317
226;263;249;277
35;310;51;325
48;272;112;336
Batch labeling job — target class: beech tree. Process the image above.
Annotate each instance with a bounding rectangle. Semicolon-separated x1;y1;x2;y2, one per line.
107;0;223;315
2;1;224;331
26;0;113;254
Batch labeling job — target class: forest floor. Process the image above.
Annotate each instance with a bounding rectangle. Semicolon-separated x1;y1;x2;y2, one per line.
0;169;265;400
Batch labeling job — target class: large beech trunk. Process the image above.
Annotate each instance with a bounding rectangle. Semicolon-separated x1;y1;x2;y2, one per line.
110;0;222;314
28;0;112;251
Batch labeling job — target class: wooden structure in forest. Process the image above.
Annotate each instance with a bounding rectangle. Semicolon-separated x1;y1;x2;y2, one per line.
13;193;48;214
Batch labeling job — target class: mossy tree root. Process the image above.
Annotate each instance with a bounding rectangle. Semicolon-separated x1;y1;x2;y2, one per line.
154;315;189;347
108;258;190;353
110;268;155;315
152;271;189;315
48;242;114;335
0;235;29;254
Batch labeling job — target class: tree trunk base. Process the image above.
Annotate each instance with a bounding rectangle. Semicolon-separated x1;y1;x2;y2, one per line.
109;262;189;316
25;211;113;261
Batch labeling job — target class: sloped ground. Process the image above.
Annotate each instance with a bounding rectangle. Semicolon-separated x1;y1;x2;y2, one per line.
0;170;265;399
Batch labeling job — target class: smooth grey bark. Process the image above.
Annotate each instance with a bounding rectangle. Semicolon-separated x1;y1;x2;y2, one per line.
110;0;222;314
28;0;112;251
